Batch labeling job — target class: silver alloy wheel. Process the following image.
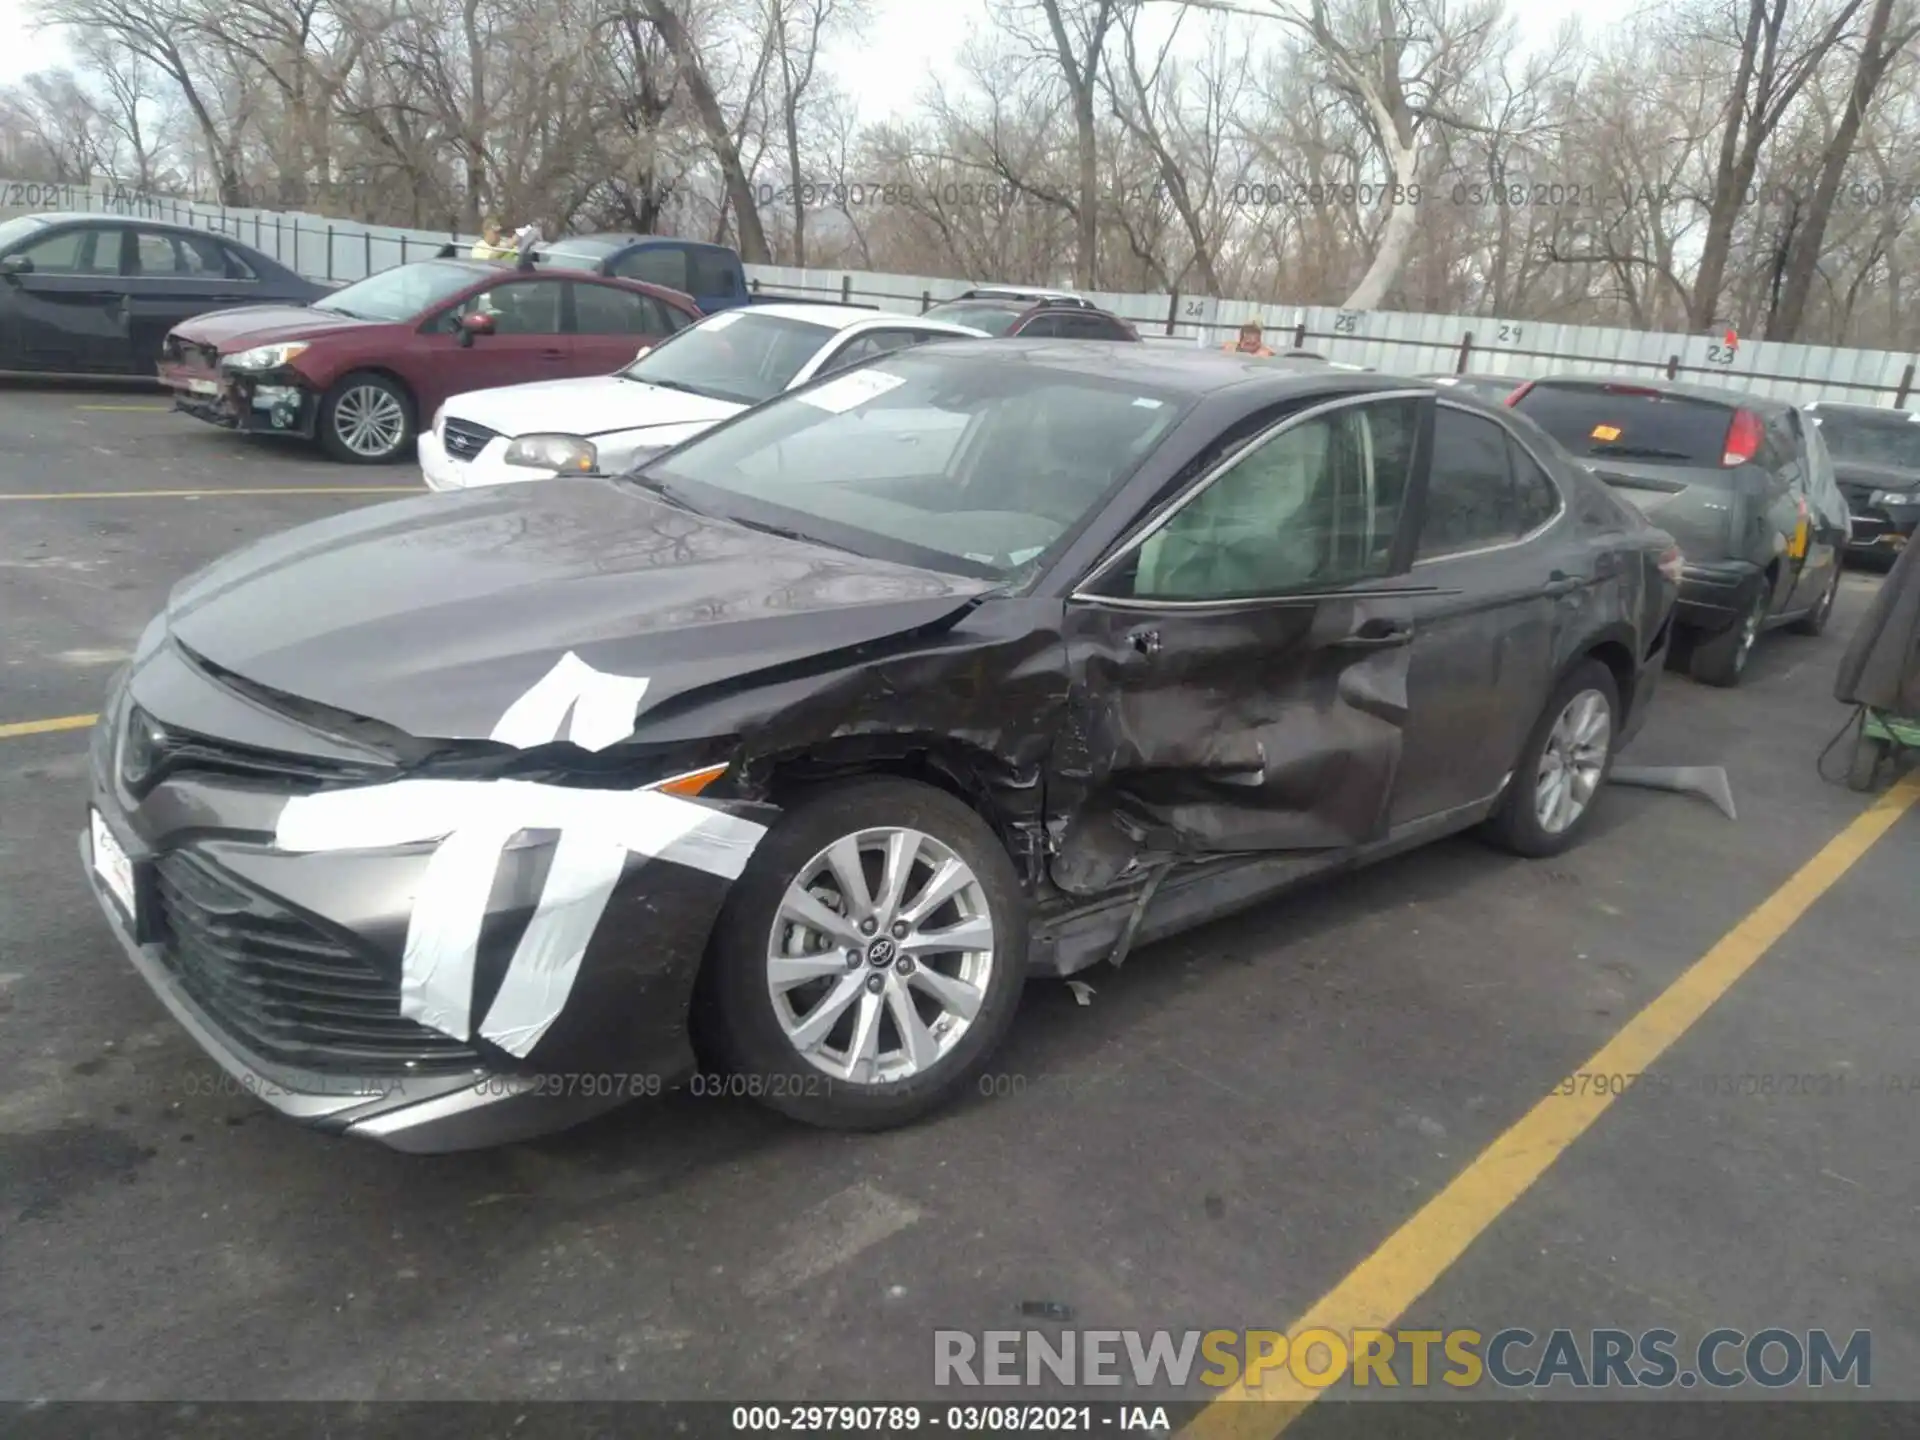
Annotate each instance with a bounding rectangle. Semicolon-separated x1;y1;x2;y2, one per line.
1534;688;1612;835
332;384;407;458
1817;566;1840;624
1732;590;1767;672
767;826;995;1084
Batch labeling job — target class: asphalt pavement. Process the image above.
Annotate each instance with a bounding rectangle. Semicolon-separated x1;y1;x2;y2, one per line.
1;386;1916;1424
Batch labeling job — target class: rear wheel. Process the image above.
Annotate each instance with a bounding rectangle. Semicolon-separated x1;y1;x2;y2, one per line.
1690;586;1769;687
704;778;1028;1130
318;371;414;464
1482;660;1620;858
1787;564;1841;636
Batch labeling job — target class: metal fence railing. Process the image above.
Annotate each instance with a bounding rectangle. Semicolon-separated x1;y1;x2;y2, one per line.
5;177;1915;409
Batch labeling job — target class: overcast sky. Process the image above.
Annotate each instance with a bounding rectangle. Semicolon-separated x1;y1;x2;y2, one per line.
1;0;1648;121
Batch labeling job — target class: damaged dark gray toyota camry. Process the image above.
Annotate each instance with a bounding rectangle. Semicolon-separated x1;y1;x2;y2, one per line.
81;341;1682;1152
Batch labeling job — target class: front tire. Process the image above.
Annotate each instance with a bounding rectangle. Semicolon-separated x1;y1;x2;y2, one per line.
318;370;414;464
1482;659;1620;858
704;778;1029;1131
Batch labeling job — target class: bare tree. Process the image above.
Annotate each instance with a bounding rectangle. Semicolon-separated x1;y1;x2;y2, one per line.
1765;0;1920;338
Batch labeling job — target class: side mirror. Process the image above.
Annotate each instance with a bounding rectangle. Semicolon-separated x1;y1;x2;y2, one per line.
461;311;496;337
0;254;31;279
632;343;653;361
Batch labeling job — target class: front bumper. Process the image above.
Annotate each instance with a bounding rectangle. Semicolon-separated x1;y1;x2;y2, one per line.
159;361;317;440
1673;560;1762;636
79;649;745;1152
1845;504;1917;557
418;428;553;491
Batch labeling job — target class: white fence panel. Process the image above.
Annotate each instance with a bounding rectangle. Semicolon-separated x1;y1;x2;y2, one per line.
6;177;1917;408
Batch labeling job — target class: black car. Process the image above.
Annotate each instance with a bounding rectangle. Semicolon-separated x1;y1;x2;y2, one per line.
0;212;325;378
1510;376;1848;686
81;343;1678;1152
923;287;1141;341
1802;400;1920;567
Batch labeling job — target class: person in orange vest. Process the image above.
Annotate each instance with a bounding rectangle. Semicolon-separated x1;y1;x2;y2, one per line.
1222;319;1276;357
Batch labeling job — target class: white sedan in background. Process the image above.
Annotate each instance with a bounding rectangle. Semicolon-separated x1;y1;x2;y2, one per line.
417;303;987;489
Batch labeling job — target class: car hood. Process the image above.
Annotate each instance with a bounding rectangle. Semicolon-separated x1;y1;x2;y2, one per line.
170;304;379;350
1833;460;1920;492
1581;458;1739;560
163;478;993;743
444;374;746;440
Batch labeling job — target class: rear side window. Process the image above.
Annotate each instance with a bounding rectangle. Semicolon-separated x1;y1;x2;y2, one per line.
1514;383;1734;464
1015;313;1065;338
687;247;738;296
616;245;688;292
1417;409;1561;559
1061;312;1132;340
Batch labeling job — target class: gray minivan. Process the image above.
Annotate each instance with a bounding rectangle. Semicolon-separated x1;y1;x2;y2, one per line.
1510;376;1848;686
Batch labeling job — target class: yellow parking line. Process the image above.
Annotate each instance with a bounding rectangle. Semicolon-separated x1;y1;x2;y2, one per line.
0;713;97;740
1184;772;1920;1439
0;486;424;500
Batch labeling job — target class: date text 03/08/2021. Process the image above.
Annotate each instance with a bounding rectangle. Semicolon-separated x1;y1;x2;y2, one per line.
729;1405;1174;1435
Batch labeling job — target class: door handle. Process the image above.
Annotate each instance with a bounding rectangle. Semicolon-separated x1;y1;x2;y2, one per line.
1128;627;1162;656
1332;618;1413;650
540;346;567;360
1544;570;1582;597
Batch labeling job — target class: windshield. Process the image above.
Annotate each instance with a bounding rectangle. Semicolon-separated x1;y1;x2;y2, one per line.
0;214;52;255
313;260;480;321
1513;383;1735;464
620;311;838;405
922;302;1021;336
1812;412;1920;471
638;350;1189;578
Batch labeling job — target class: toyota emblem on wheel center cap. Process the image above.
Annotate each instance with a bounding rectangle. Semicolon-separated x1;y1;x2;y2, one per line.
866;937;897;967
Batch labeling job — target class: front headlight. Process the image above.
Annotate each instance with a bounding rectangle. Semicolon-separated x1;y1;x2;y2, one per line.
1870;489;1916;508
224;341;310;371
503;433;598;473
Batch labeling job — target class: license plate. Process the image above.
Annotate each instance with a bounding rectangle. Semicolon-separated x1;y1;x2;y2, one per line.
185;378;218;396
90;808;136;922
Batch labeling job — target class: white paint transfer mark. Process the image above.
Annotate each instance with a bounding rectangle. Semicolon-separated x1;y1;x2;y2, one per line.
743;1183;923;1298
55;648;133;667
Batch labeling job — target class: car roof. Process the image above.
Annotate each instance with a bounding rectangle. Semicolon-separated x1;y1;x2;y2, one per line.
956;285;1087;302
22;210;270;248
910;337;1412;396
710;302;967;332
1525;373;1790;413
1805;400;1919;421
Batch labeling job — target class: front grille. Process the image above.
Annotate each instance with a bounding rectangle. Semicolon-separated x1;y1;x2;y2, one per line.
121;704;389;796
152;849;481;1077
442;418;499;461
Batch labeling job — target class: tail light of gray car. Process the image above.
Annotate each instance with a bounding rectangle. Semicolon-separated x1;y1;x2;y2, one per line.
1657;545;1686;584
1721;408;1763;468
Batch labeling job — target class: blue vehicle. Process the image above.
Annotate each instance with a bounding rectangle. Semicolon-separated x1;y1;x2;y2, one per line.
525;233;846;315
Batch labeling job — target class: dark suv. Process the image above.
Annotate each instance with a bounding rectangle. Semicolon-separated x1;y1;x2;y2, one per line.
922;286;1140;341
1510;376;1849;686
1802;400;1920;567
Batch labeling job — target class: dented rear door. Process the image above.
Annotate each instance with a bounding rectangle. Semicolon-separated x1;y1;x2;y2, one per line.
1048;390;1433;894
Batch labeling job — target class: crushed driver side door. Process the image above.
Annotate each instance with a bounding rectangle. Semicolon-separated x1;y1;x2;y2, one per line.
1051;389;1437;896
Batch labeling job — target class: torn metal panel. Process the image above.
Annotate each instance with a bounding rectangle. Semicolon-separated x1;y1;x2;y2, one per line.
1609;764;1737;820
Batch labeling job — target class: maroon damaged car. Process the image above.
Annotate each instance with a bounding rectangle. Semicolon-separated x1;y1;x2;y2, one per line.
157;258;702;463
